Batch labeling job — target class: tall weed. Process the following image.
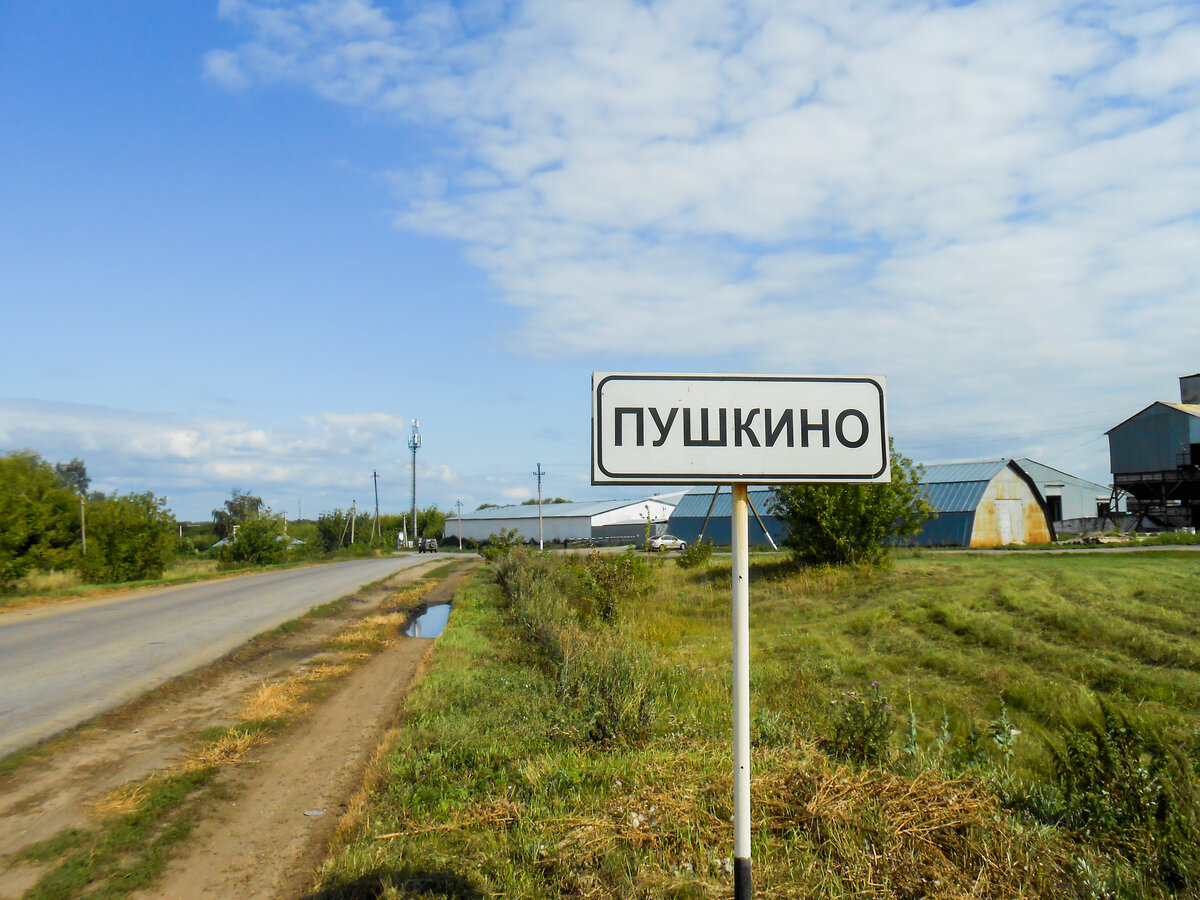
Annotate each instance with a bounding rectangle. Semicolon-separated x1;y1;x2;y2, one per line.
490;548;664;746
1043;701;1200;889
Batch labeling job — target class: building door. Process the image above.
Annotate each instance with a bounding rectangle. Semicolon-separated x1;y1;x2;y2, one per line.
995;499;1025;544
1046;495;1063;523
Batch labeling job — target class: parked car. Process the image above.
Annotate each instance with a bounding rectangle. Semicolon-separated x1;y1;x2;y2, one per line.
418;538;438;553
648;534;686;551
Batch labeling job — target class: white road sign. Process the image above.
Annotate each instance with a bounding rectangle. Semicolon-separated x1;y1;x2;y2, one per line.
592;372;890;485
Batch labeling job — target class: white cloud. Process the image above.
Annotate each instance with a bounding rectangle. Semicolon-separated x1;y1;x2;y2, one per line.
0;400;419;520
202;49;250;89
208;0;1200;479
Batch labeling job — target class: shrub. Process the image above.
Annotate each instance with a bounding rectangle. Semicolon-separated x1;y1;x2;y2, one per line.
1040;700;1200;888
566;549;654;624
824;682;895;766
770;441;932;567
0;452;79;591
217;512;287;569
480;527;525;562
676;538;714;569
79;492;176;583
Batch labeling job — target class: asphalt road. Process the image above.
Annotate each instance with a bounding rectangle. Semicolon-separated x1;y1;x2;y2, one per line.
0;555;450;758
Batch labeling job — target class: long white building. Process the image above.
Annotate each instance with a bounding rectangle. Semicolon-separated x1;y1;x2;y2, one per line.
442;495;683;545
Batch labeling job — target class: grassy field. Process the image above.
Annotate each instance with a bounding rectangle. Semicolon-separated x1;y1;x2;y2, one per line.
315;550;1200;899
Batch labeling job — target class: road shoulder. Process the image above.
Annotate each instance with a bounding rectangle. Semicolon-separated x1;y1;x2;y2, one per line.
0;562;473;900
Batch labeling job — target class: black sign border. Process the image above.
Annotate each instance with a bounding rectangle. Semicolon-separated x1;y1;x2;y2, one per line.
592;373;889;485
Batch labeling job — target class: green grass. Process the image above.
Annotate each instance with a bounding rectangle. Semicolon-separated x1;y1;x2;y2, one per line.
315;551;1200;899
18;767;214;900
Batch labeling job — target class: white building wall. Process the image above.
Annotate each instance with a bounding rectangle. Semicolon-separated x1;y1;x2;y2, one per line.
592;500;674;528
445;515;594;543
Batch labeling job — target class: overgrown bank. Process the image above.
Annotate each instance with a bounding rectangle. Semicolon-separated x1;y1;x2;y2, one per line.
314;550;1200;898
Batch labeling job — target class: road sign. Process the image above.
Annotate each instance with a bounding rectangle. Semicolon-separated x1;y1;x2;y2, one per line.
592;371;892;900
592;372;889;485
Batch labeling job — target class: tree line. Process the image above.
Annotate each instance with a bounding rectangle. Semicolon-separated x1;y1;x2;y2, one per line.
0;451;174;591
0;450;449;594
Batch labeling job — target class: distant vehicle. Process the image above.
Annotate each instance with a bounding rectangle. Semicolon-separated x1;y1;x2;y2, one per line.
418;538;438;553
648;534;686;551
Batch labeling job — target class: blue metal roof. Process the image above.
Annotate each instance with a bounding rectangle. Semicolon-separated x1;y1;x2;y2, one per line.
914;459;1010;514
919;480;988;514
668;459;1022;549
919;459;1009;483
669;487;778;520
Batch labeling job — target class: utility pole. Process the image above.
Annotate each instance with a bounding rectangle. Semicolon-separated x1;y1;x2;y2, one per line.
534;463;546;550
80;494;87;556
371;470;382;546
455;498;463;550
350;500;356;545
408;419;421;549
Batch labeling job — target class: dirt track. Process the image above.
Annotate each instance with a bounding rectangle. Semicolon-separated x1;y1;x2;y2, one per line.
0;561;473;900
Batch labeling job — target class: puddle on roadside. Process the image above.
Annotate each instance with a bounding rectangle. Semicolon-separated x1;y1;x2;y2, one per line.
404;603;451;638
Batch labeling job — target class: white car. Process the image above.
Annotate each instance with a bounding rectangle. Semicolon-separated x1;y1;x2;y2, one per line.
648;534;686;551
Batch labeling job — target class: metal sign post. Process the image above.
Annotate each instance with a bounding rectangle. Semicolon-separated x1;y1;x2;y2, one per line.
592;372;889;899
731;482;752;896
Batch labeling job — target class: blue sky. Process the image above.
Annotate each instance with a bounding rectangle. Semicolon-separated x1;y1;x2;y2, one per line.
2;0;1199;521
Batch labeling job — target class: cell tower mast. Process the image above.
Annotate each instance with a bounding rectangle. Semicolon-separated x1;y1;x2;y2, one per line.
408;419;421;548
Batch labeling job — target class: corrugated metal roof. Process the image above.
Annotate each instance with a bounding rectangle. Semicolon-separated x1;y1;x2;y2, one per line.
670;487;777;520
670;458;1021;527
917;460;1009;514
461;497;667;521
1105;401;1200;434
920;480;990;513
1014;458;1110;493
919;459;1009;483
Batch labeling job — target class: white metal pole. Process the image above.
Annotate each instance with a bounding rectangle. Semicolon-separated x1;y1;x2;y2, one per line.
731;482;752;898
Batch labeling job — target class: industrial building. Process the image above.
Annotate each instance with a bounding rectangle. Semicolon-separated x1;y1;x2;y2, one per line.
1012;458;1120;529
442;495;682;545
905;459;1054;547
663;487;785;548
1106;373;1200;529
667;458;1063;549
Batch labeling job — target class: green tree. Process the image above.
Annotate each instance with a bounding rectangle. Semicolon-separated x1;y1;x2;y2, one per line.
769;442;932;567
212;489;264;539
218;509;287;569
314;507;372;552
418;505;446;542
54;457;90;495
0;452;79;591
79;492;176;583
